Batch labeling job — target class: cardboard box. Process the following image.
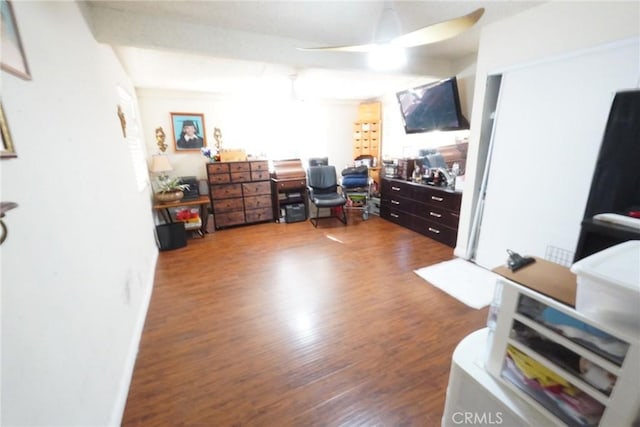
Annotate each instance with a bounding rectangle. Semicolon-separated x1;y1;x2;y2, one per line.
219;149;246;162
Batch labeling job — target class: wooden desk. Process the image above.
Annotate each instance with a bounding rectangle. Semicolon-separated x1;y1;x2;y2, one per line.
493;256;577;307
152;195;211;237
271;177;308;223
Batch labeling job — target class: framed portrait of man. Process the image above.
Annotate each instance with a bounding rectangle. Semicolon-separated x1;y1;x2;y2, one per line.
170;112;206;151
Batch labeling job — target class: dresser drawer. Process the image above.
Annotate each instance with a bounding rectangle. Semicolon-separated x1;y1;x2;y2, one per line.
212;197;244;214
275;179;306;191
412;217;458;247
231;172;251;182
207;163;229;174
211;183;243;199
382;195;413;213
413;202;460;229
251;171;270;181
245;207;273;223
250;161;269;172
229;162;250;173
243;181;271;196
209;173;231;185
214;211;245;228
381;179;413;199
380;205;412;228
414;186;461;211
244;195;272;210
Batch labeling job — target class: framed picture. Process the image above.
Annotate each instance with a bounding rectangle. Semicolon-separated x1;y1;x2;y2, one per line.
1;0;31;80
170;112;206;151
0;101;16;158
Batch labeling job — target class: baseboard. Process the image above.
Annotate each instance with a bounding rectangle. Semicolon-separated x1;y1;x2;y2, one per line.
108;248;159;426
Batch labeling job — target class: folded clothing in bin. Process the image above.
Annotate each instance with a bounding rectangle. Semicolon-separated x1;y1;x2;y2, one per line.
341;165;368;188
342;175;368;187
341;165;368;176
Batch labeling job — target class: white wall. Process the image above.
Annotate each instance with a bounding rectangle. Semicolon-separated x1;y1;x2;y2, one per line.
136;88;360;181
456;1;640;262
1;2;157;425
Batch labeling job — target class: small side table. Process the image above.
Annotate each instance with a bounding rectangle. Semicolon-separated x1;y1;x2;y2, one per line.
270;177;308;222
152;195;211;237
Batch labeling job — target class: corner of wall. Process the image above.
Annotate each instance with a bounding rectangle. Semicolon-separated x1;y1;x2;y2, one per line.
109;249;158;426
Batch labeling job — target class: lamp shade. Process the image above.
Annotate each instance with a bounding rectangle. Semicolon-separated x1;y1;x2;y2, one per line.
149;155;173;173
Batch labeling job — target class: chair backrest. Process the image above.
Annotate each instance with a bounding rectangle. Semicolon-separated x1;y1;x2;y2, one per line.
308;157;329;167
307;165;338;193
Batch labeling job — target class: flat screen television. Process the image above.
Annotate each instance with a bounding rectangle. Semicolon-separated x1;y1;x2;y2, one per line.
396;77;469;134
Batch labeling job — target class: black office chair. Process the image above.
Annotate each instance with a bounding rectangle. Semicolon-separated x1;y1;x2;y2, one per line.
308;157;329;167
307;165;347;227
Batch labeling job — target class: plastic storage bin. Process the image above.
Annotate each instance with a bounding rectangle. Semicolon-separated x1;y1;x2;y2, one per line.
284;203;306;223
570;240;640;331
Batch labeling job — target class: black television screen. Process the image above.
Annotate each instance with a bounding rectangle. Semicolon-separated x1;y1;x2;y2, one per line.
396;77;469;134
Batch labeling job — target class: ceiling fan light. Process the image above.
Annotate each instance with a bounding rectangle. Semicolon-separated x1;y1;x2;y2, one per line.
368;44;406;71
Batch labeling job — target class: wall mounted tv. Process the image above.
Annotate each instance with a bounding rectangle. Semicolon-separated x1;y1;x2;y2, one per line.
396;77;469;134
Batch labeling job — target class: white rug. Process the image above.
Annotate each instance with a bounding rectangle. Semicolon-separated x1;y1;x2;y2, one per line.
414;258;501;309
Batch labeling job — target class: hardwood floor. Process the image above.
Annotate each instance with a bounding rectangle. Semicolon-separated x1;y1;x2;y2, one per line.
122;214;489;426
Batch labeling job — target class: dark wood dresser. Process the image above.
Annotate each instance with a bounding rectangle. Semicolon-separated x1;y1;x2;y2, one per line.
206;160;273;229
380;177;462;247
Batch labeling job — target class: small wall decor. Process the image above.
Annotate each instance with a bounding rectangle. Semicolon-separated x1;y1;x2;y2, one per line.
170;112;206;151
117;105;127;137
0;201;18;245
213;127;223;154
1;0;31;80
0;101;16;158
155;126;168;152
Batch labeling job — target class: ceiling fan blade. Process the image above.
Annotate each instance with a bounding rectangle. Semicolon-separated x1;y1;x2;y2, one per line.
297;44;376;53
391;8;485;48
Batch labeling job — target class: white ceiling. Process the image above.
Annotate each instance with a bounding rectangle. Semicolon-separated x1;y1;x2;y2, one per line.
84;1;543;100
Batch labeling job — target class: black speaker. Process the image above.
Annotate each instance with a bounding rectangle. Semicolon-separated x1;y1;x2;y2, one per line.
156;223;187;251
180;176;200;200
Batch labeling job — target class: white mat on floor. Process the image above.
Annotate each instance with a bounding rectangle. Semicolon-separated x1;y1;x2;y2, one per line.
414;258;501;309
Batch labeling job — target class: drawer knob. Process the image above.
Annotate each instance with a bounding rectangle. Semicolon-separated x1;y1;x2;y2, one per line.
431;196;444;202
391;186;400;191
390;213;399;218
428;227;440;234
429;211;442;218
391;200;400;205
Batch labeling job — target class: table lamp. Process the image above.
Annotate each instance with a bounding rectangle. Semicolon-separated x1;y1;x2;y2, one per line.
149;154;173;179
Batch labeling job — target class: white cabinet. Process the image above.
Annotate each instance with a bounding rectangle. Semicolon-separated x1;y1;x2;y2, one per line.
486;279;640;427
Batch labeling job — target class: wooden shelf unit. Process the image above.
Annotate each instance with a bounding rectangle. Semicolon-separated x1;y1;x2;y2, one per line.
486;275;639;426
353;102;382;185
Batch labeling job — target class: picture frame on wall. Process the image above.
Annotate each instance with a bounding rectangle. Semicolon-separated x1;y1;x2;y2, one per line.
170;112;206;151
0;101;17;158
1;0;31;81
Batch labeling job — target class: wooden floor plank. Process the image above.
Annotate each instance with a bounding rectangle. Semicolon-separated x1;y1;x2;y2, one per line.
123;215;489;426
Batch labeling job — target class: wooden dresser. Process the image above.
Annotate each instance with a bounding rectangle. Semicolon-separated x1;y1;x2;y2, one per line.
206;161;273;229
380;177;461;247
